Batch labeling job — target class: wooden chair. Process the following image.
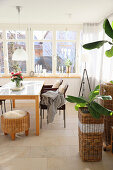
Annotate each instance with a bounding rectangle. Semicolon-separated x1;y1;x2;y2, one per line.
40;79;63;119
40;84;68;128
42;79;63;91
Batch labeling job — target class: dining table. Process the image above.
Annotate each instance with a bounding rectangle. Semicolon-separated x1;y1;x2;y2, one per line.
0;81;44;136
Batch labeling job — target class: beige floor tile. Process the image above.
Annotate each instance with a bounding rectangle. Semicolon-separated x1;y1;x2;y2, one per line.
0;146;30;164
0;158;47;170
47;157;94;170
29;145;71;158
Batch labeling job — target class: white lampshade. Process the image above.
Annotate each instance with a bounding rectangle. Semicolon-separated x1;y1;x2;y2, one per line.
12;47;28;61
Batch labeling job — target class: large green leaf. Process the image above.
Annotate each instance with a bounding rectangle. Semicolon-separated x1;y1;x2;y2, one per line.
97;95;112;100
110;80;113;84
66;96;87;103
91;101;112;116
75;103;87;111
89;90;99;102
65;98;76;103
103;19;113;39
112;21;113;29
94;85;100;91
83;41;107;50
105;46;113;57
88;105;101;119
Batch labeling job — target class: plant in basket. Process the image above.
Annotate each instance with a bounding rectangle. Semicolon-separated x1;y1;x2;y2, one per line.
66;85;113;161
82;18;113;150
11;71;24;87
66;85;113;118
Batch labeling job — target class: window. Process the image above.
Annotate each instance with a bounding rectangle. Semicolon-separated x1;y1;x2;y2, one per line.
56;31;76;73
6;30;26;73
33;31;52;73
0;30;4;73
8;42;26;73
0;26;80;76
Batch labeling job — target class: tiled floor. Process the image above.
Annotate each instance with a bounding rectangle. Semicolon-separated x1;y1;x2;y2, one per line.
0;102;113;170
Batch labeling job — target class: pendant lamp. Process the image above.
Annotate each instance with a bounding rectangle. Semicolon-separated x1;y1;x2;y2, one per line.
12;6;28;61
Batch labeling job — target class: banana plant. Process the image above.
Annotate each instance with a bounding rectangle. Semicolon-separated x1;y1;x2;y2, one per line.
66;85;113;119
83;19;113;57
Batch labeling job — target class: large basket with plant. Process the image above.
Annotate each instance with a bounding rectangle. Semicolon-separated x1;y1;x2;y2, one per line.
100;83;113;146
66;85;113;161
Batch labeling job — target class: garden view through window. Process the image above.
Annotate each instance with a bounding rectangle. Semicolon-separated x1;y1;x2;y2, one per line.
56;31;76;73
34;31;52;73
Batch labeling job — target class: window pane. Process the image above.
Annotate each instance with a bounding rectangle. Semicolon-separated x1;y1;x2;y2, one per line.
7;31;16;39
8;42;26;73
34;42;52;73
0;42;4;73
56;31;76;40
17;31;26;39
57;42;76;73
6;30;25;39
0;31;3;39
33;31;52;40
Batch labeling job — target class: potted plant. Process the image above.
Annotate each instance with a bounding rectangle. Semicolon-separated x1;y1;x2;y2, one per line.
66;85;113;161
82;18;113;149
65;58;72;73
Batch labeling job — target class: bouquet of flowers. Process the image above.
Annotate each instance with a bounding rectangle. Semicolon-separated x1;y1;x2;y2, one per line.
11;71;24;87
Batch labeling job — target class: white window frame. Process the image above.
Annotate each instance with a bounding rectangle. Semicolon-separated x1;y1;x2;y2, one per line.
0;24;82;77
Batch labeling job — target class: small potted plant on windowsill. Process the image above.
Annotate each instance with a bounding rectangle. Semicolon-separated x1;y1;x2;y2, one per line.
66;85;113;161
65;58;72;74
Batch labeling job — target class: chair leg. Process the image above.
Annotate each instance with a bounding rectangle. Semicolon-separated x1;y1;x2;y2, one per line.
1;102;3;114
43;109;44;119
63;110;66;128
11;133;15;140
10;100;13;111
40;108;42;128
25;130;29;136
4;101;6;112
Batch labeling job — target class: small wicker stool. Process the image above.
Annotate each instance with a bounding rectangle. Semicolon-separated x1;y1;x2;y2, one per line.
1;110;30;140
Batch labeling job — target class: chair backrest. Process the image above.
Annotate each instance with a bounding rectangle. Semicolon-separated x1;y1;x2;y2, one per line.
58;84;68;97
64;84;68;98
59;79;63;86
52;79;63;88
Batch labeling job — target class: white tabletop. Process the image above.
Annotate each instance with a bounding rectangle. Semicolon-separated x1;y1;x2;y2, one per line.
0;81;44;96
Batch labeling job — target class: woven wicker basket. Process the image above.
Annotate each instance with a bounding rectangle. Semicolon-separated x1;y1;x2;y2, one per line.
1;112;30;140
78;107;104;162
100;83;113;145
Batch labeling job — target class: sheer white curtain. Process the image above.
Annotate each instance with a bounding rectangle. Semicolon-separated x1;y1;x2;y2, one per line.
101;27;113;82
82;19;113;83
81;23;104;93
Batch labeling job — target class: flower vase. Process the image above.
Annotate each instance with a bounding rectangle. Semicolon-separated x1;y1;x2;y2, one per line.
16;81;21;88
66;66;71;76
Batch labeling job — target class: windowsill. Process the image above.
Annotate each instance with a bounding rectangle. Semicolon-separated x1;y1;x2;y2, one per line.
0;74;81;79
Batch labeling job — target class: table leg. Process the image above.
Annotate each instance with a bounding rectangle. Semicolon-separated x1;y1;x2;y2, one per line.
35;96;39;136
13;100;15;108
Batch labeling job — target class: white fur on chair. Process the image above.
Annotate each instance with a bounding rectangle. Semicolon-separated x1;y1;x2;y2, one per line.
52;80;61;88
3;110;27;119
58;85;67;94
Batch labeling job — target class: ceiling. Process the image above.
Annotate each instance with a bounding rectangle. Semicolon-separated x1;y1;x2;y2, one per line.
0;0;113;24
